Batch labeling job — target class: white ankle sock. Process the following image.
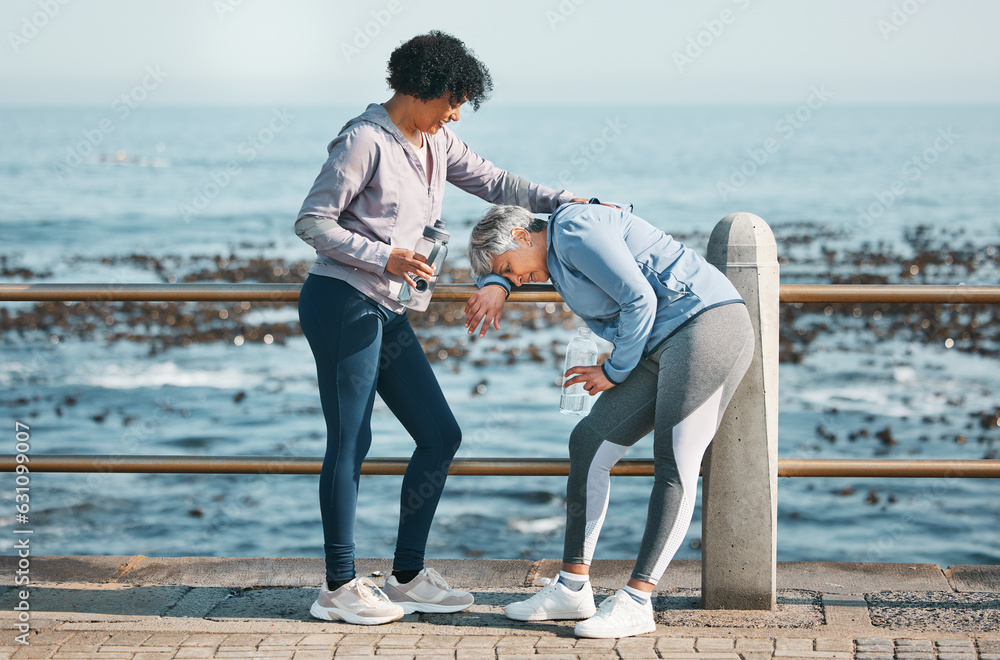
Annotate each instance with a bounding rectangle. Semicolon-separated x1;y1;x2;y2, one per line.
558;570;588;591
622;585;650;604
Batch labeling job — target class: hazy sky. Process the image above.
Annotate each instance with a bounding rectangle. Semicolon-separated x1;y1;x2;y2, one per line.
3;0;999;106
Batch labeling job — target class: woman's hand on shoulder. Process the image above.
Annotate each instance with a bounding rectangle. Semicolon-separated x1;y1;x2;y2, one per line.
563;364;615;395
386;248;434;288
464;285;507;338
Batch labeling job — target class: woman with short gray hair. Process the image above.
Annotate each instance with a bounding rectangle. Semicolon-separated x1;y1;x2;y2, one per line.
467;200;754;639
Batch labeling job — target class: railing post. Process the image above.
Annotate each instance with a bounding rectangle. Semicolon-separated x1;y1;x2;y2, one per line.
702;212;780;610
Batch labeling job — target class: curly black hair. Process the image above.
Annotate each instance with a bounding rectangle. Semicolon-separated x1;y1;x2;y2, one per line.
386;31;493;111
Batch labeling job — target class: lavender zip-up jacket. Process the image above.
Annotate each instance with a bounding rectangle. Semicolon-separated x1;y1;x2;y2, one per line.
295;103;575;312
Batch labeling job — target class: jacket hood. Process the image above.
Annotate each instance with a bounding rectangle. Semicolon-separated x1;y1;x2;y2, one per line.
341;103;408;145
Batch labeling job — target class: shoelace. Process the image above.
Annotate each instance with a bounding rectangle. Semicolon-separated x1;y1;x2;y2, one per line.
593;590;625;617
422;567;453;592
522;576;561;603
354;577;392;604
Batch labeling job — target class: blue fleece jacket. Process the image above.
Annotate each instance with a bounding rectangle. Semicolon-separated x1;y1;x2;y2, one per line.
545;202;743;384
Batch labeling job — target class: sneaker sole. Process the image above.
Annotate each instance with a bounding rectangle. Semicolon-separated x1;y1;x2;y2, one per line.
309;601;404;625
574;620;656;639
397;600;473;614
505;606;598;622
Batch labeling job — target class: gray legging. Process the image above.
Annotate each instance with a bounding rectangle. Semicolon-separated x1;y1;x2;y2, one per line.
563;302;755;585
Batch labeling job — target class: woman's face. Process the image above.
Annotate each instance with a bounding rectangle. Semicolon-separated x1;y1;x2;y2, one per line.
491;230;549;287
414;94;463;134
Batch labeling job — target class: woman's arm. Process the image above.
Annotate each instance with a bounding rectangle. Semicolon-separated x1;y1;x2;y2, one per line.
442;127;575;214
561;222;658;386
295;125;394;274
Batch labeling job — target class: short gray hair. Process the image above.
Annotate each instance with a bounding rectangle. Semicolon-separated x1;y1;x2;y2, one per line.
468;205;548;278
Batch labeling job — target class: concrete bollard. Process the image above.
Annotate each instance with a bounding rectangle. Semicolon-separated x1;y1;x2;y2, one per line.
702;212;780;610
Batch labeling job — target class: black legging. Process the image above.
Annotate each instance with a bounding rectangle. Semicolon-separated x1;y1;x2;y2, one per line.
298;274;462;583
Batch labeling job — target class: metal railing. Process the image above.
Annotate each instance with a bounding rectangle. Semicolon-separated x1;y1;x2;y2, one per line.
2;282;1000;303
2;282;999;479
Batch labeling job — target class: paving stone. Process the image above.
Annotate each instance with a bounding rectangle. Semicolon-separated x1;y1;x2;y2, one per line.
260;634;308;647
454;650;494;660
293;651;337;660
856;639;895;646
937;654;977;660
371;649;419;657
736;638;775;652
533;637;575;647
740;653;774;660
697;637;736;651
141;633;191;646
493;636;536;648
174;649;217;659
895;640;933;649
978;655;1000;660
775;639;814;652
854;654;893;660
178;633;229;647
457;637;501;648
335;647;375;657
936;641;975;648
377;636;421;648
340;635;385;646
10;646;59;659
15;633;73;647
298;634;346;646
132;653;176;660
657;638;696;652
980;642;1000;653
52;631;113;651
616;637;657;657
774;653;851;659
814;639;853;652
574;638;617;649
658;654;740;660
416;637;460;649
893;654;933;660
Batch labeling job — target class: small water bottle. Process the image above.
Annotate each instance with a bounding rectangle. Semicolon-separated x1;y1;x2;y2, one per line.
397;219;449;311
560;326;599;416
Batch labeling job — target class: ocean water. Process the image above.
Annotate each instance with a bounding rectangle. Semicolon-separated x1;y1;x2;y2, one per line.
1;105;999;569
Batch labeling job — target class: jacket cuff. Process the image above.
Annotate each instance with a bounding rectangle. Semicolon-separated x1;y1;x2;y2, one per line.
477;273;512;298
601;362;626;385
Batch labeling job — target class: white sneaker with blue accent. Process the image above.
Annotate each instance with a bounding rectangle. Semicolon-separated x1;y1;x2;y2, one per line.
574;588;655;638
504;576;597;621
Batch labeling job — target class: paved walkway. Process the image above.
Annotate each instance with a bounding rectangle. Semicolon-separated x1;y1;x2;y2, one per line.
1;557;998;659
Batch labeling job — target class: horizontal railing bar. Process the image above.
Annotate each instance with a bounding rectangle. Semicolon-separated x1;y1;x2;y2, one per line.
3;455;999;478
1;283;999;304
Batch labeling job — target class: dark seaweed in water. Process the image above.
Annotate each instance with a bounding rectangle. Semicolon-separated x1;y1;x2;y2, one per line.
1;225;998;365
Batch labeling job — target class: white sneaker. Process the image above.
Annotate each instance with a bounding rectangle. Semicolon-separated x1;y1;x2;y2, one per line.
574;589;656;638
505;576;597;621
309;577;405;625
382;567;474;614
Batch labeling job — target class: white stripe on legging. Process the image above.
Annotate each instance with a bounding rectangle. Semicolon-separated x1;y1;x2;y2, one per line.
648;385;725;582
581;440;631;563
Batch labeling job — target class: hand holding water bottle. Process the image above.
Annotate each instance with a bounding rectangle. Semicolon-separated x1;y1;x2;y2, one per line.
560;327;608;415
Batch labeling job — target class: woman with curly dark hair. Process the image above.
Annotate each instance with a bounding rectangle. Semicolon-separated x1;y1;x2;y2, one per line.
295;31;588;624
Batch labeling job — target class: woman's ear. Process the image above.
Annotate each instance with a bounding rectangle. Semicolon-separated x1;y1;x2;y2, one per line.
510;227;530;244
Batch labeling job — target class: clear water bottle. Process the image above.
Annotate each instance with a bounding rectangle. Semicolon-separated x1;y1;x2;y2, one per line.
397;219;449;311
560;326;599;415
